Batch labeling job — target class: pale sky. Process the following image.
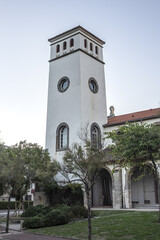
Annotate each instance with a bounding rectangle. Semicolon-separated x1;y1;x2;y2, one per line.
0;0;160;147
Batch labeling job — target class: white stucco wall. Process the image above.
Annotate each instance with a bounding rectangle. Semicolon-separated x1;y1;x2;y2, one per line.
46;29;107;162
46;52;81;159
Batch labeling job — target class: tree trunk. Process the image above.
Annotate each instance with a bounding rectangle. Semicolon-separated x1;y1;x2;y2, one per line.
86;185;92;240
6;195;10;233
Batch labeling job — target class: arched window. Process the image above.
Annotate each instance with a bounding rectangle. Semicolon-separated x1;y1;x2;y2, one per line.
90;42;93;51
95;46;98;54
56;123;69;150
91;123;101;149
63;41;67;50
70;38;74;47
56;44;60;53
84;39;87;48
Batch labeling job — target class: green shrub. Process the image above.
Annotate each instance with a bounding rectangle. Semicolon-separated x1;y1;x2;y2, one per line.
0;201;8;209
22;204;87;229
40;206;53;215
70;205;88;218
22;216;44;229
56;205;73;220
23;209;69;229
45;183;83;206
0;201;33;210
43;209;69;227
21;205;43;218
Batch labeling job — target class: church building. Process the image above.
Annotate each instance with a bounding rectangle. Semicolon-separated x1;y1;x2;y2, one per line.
45;26;160;209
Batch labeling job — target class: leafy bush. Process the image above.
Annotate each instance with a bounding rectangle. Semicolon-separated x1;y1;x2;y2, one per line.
56;205;74;220
43;209;69;227
70;205;88;218
22;216;44;229
38;206;53;216
45;183;83;206
21;205;43;217
23;209;69;229
0;201;33;210
22;204;87;229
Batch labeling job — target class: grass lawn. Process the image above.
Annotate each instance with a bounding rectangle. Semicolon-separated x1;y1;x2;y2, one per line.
27;210;160;240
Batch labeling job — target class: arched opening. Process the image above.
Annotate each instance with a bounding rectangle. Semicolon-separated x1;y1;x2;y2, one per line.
90;42;93;51
131;166;158;207
63;41;67;50
92;169;112;207
70;38;74;47
95;46;98;54
56;44;60;53
84;39;87;48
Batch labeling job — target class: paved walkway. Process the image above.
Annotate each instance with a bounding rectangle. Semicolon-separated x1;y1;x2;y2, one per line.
0;225;79;240
0;232;79;240
91;207;159;211
0;225;80;240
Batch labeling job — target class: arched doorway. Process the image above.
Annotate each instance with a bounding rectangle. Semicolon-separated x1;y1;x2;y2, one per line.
92;169;112;207
131;166;158;207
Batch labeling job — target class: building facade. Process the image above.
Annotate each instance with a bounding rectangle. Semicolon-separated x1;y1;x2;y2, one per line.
95;108;160;209
45;26;160;209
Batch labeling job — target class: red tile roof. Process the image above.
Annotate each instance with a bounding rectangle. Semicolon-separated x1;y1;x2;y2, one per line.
104;108;160;127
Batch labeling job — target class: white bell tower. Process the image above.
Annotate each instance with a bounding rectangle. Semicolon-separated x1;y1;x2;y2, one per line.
45;26;107;160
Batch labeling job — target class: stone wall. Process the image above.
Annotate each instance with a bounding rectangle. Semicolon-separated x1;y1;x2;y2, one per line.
33;192;49;206
112;169;122;209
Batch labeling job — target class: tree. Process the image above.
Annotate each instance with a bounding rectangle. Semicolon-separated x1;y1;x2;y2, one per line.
0;140;57;232
105;122;160;221
58;130;106;240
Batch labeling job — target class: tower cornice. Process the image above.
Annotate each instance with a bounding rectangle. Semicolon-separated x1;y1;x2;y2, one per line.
48;26;105;45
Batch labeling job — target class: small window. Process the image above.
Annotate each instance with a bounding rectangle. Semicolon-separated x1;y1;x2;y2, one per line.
95;46;98;55
90;42;93;51
84;39;87;48
88;78;98;93
57;77;70;93
63;41;67;50
70;38;74;47
91;123;101;149
56;123;69;151
56;44;60;53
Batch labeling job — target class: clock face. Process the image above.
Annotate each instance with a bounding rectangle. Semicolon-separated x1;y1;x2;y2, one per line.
88;78;98;93
58;77;70;92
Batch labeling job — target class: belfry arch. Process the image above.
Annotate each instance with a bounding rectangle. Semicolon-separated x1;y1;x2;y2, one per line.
92;168;112;207
125;165;158;208
131;166;158;207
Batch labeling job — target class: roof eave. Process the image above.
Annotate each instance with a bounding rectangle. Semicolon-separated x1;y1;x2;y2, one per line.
48;25;105;45
103;115;160;128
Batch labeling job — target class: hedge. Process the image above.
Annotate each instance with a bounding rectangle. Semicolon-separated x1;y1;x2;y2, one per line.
21;205;52;218
22;204;88;229
0;201;33;210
